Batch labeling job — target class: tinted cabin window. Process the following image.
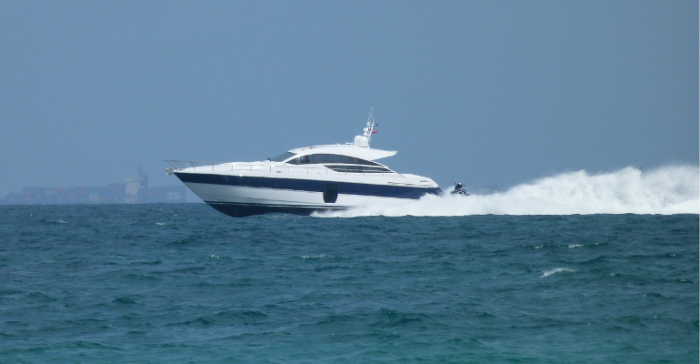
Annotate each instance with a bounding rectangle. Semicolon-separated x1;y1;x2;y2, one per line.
350;157;379;166
271;152;297;162
312;154;343;164
285;154;382;166
326;165;392;173
286;155;310;165
289;154;380;166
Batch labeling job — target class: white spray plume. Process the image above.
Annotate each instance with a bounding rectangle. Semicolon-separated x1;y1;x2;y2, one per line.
316;165;699;217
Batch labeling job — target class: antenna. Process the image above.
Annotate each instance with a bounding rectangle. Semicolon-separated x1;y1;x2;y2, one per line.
366;107;375;146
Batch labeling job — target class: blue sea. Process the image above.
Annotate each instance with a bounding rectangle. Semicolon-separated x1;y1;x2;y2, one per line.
0;203;697;363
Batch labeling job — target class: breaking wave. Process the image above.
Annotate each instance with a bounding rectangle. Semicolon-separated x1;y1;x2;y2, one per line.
316;165;699;217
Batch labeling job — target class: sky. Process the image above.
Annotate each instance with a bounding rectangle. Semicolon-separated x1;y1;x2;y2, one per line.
1;1;697;198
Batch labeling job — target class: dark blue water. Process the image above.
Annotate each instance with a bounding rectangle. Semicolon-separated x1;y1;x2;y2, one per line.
1;204;697;363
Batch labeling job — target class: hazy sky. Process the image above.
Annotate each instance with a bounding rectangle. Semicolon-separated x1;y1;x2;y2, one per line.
1;1;697;196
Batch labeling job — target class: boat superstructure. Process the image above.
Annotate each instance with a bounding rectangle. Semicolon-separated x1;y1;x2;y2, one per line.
166;110;442;217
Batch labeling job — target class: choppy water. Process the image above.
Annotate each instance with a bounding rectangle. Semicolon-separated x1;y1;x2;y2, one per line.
0;203;697;363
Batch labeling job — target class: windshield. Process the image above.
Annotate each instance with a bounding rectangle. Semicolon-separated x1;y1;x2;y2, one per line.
285;154;380;166
270;152;296;162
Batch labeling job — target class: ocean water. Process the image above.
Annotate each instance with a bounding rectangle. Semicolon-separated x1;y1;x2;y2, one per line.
1;165;698;363
0;205;697;363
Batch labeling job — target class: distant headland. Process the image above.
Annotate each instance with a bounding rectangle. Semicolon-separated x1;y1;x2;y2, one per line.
0;168;186;205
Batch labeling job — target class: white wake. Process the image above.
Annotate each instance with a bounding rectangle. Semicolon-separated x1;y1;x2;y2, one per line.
316;165;699;217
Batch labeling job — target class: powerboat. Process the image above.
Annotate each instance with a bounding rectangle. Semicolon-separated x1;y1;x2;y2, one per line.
165;110;442;217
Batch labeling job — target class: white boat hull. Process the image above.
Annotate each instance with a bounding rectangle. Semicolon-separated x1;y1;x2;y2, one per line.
176;171;441;217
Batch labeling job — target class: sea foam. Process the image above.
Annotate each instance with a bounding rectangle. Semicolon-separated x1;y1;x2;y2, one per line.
316;165;699;217
541;268;576;278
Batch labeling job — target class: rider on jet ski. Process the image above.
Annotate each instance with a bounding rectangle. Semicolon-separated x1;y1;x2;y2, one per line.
451;183;469;196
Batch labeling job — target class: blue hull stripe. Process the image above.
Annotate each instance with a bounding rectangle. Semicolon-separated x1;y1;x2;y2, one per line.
175;172;442;199
206;201;346;217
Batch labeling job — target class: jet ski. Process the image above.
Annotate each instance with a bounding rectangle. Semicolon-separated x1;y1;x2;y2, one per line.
451;183;470;196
